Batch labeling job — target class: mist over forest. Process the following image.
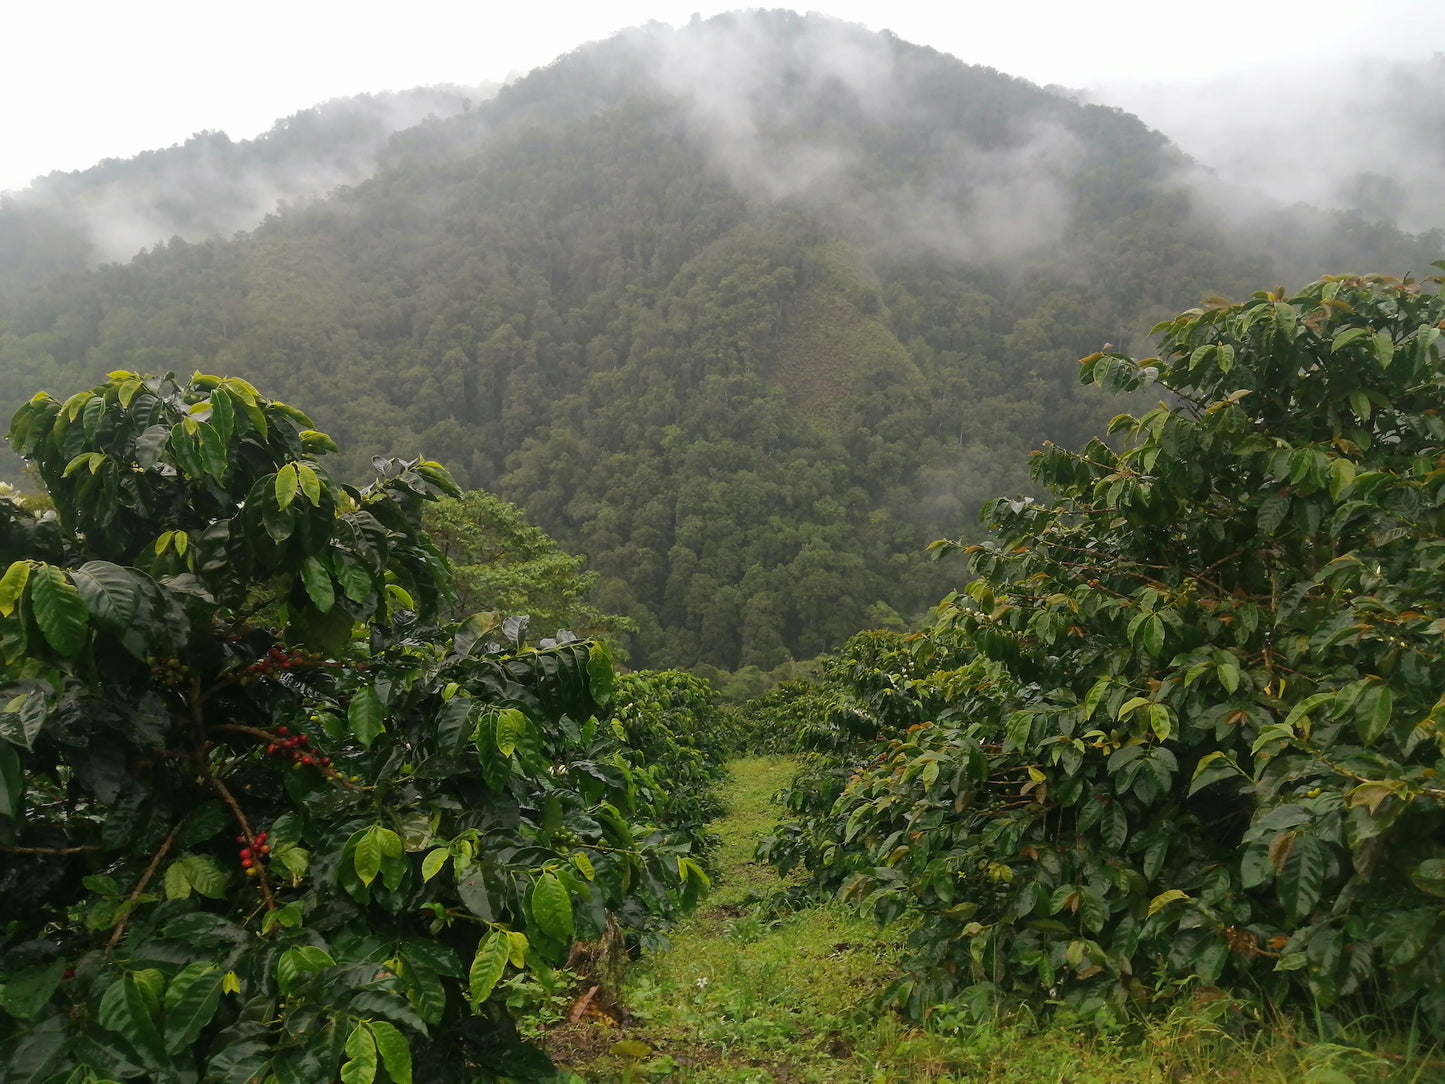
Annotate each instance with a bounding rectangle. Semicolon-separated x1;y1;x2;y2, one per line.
1088;52;1445;236
2;10;1442;670
0;84;495;270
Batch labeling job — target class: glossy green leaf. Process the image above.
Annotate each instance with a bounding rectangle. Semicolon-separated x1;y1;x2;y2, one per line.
121;975;168;1066
1147;704;1172;741
367;1020;413;1084
96;979;131;1037
261;497;296;543
1099;800;1127;851
195;421;227;479
1116;697;1149;722
81;393;105;438
333;552;373;603
299;428;339;454
1278;833;1325;922
1411;859;1445;898
29;564;89;656
162;964;223;1055
176;854;227;899
0;688;47;751
340;1023;378;1084
163;862;191;900
506;930;530;968
354;826;383;887
1216;660;1240;694
1373;329;1395;368
168;421;204;479
1004;710;1032;751
348;686;385;748
1147;889;1190;917
132;423;170;468
6;1015;68;1084
1354;681;1392;745
117;379;142;409
422;848;450;883
275;463;301;511
1380;909;1437;966
1189;750;1245;795
69;561;142;633
494;708;527;758
1330;327;1369;353
400;957;447;1026
1142;614;1164;657
468;930;510;1006
1078;886;1106;933
62;451;103;477
1328;457;1356;501
385;583;416;612
530;871;575;942
1;958;64;1020
586;640;614;707
208;386;235;443
300;556;335;613
1083;676;1110;720
276;945;335;995
0;560;31;617
377;826;407;890
296;463;322;507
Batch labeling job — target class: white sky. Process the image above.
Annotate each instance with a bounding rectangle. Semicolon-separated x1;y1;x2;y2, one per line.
3;0;1443;193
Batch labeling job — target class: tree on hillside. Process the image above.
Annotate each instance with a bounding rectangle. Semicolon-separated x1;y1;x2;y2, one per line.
422;488;635;647
773;273;1445;1028
0;373;699;1082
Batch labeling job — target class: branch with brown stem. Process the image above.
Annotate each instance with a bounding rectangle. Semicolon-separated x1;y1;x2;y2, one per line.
107;822;182;951
209;774;277;911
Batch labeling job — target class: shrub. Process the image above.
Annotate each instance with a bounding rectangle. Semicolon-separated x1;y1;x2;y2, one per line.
0;372;700;1082
770;274;1445;1029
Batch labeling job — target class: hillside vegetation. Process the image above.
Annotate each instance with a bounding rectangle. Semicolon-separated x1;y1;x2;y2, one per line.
2;12;1441;671
760;273;1445;1037
0;85;490;277
3;270;1443;1081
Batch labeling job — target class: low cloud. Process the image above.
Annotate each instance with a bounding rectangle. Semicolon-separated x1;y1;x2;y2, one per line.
635;14;1079;262
862;121;1082;263
640;13;898;199
1085;54;1445;235
3;85;495;268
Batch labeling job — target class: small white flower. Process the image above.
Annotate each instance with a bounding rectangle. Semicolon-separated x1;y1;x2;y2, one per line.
695;976;709;990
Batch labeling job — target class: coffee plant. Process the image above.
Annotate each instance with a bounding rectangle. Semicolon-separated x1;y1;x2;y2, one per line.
768;274;1445;1029
757;631;942;880
0;372;701;1083
609;671;740;863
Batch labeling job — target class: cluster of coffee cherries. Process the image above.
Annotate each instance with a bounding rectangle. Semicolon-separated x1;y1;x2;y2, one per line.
239;646;331;683
264;727;334;773
237;830;269;877
147;656;192;685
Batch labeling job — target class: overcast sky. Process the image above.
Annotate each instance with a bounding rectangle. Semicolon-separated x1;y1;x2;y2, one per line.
4;0;1444;194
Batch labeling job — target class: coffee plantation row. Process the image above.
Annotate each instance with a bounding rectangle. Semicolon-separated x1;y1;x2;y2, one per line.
2;271;1443;1081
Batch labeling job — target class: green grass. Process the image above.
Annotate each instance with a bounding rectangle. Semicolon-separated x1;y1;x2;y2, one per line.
548;757;1445;1084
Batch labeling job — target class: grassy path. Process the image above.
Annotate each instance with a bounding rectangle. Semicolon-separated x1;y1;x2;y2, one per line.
549;757;1445;1084
549;756;909;1082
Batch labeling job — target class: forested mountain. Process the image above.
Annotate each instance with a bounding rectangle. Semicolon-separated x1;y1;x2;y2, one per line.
0;84;492;275
2;11;1441;669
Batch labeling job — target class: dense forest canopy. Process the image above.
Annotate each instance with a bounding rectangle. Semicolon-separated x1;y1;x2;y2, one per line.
1;11;1441;669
